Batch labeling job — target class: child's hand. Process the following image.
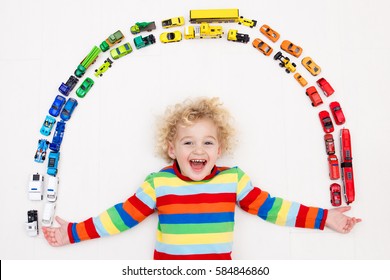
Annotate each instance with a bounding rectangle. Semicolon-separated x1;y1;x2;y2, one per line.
42;216;71;246
325;206;362;233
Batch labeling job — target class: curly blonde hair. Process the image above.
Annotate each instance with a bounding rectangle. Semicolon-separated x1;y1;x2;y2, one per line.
156;97;236;162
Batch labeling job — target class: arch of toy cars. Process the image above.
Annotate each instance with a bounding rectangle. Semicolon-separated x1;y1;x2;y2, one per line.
34;10;353;231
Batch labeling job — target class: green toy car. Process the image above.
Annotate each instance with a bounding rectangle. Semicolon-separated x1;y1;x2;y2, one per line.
94;58;113;77
100;30;125;52
110;42;133;59
134;34;156;49
76;77;94;98
130;22;156;34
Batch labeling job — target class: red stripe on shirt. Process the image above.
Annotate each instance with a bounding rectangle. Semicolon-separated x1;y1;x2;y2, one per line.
154;250;232;260
157;193;236;207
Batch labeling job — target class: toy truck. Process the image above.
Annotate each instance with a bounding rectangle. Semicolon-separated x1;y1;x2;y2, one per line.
134;34;156;49
273;51;296;74
28;173;44;201
184;22;223;39
100;30;125;52
340;128;355;204
130;21;156;34
227;29;249;43
74;46;102;78
25;210;38;237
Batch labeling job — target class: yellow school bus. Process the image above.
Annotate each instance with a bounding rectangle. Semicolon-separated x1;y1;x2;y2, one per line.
189;8;239;23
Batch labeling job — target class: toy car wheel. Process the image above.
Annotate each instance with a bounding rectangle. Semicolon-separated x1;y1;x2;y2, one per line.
279;63;284;67
286;69;290;73
311;103;315;107
292;63;296;67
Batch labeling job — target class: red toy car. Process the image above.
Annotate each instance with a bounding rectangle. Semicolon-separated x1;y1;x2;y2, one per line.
316;78;334;97
340;128;355;204
330;183;342;207
319;111;334;133
329;101;346;125
305;86;323;107
328;154;340;180
324;133;335;155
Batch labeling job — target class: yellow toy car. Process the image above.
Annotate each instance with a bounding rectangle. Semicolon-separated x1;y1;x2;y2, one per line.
280;40;303;58
238;16;257;28
161;16;185;28
159;31;182;43
110;42;133;60
301;56;321;76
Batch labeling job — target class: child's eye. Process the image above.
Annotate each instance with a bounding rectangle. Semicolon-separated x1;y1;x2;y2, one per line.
184;141;193;145
205;141;214;145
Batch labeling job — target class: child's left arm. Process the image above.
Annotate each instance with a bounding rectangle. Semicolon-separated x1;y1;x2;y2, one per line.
325;206;362;233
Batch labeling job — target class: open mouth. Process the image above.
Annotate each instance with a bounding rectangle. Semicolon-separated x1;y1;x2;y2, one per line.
190;159;207;170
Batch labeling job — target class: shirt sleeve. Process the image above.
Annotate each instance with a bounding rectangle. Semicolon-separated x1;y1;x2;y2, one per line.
68;173;157;243
235;168;328;230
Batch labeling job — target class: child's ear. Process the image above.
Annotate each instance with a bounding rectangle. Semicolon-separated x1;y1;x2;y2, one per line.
168;142;176;159
217;145;222;158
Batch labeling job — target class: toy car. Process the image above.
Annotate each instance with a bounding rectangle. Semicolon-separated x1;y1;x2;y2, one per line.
110;42;133;59
324;133;335;155
28;173;44;201
328;154;340;180
305;86;323;107
259;24;280;42
340;128;355;204
301;56;321;76
280;40;303;58
238;16;257;28
274;51;296;73
76;77;94;98
330;183;342;207
94;58;113;77
47;176;59;202
159;31;182;43
100;30;124;52
319;110;334;133
252;38;273;56
317;78;334;97
40;115;56;136
49;120;66;152
47;151;60;176
60;97;78;121
58;75;79;96
130;21;156;34
184;23;224;39
161;16;185;28
25;210;38;237
329;101;346;125
134;34;156;49
49;95;66;117
34;139;50;163
293;73;308;87
227;29;249;43
42;202;56;227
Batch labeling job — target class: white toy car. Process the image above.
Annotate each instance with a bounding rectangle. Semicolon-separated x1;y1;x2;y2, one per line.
42;202;56;227
47;176;59;202
25;210;38;237
28;173;44;200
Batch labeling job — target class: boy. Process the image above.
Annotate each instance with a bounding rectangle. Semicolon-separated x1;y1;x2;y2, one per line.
42;97;361;259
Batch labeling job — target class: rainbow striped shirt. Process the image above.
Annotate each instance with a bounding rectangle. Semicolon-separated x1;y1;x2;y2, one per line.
68;163;328;259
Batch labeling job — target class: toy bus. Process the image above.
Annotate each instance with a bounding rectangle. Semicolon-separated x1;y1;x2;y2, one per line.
340;128;355;204
189;8;239;23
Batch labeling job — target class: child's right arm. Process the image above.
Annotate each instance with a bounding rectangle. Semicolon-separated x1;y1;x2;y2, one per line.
42;174;156;246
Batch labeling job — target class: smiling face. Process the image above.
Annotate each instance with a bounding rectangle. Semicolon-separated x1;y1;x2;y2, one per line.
168;118;222;181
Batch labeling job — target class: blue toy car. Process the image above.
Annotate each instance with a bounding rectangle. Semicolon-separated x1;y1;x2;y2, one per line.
34;139;50;163
59;75;79;96
49;95;66;117
47;151;60;176
49;120;66;152
40;115;56;136
60;98;78;121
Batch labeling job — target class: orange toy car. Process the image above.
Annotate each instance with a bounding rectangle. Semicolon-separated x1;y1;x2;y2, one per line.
280;40;303;58
305;86;323;107
302;56;321;76
252;38;273;56
259;24;280;42
294;73;307;87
